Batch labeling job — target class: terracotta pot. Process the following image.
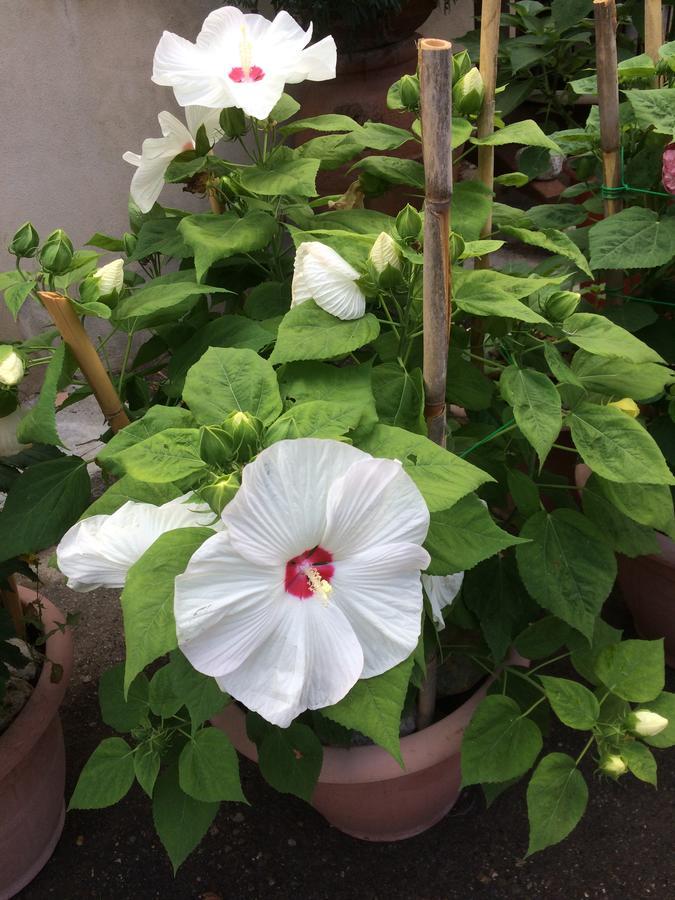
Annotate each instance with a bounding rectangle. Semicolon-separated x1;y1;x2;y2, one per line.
0;587;73;900
214;670;501;842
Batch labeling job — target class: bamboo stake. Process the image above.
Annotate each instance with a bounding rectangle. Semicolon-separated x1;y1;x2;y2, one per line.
38;291;130;433
417;37;453;730
594;0;623;219
645;0;663;64
0;576;25;640
475;0;502;265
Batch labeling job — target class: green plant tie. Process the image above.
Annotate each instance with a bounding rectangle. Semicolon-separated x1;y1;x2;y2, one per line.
605;288;675;308
601;146;673;200
458;417;516;459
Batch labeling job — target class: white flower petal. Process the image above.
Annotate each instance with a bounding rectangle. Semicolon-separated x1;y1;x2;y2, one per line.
322;457;430;559
421;573;464;630
153;31;232;109
57;494;218;591
225;74;288;120
184;105;224;144
224;438;369;565
291;242;365;320
286;36;338;84
93;259;124;295
124;115;192;213
330;542;428;678
195;6;246;50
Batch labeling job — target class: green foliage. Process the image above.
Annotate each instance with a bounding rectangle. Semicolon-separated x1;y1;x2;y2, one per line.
270;301;380;364
526;753;588;855
461;695;543;784
256;722;323;802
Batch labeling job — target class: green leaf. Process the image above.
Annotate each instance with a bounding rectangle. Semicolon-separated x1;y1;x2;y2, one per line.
97;406;196;477
591;478;675;534
624;87;675;134
538;676;599;730
526;753;588;855
356;424;493;514
516;509;617;639
98;663;149;731
114;271;229;328
112;428;206;484
134;744;161;798
152;764;219;873
239;155;320;197
168;650;229;727
446;348;495;411
594;639;664;702
640;692;675;749
86;232;125;251
570;351;674;401
69;738;135;809
453;270;549;324
371;362;425;434
264;400;361;444
350;156;425;189
257;723;323;802
569;617;623;685
568;403;674;485
16;343;66;446
582;474;660;558
461;695;543;784
514;616;573;660
0;456;90;560
179;727;246;802
148;665;183;718
183;347;282;425
562;313;665;365
494;172;529;188
453;181;494;242
244;280;291;320
589;208;675;270
270;301;380;365
278;360;377;428
178;211;278;282
425;494;527;575
621;741;657;786
83;477;181;518
471;120;561;152
323;656;414;765
501;226;592;276
507;470;541;519
130;217;191;260
501;366;562;467
122;527;215;692
5;279;35;319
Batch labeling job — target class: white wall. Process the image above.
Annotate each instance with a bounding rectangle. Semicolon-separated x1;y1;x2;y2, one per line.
0;0;474;340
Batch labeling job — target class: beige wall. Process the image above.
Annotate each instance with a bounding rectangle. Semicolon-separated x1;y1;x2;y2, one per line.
0;0;473;340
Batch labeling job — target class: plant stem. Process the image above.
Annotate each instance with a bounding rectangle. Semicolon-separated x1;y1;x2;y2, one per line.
575;735;595;766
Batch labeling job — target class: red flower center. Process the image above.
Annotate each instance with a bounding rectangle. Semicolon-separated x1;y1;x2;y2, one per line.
284;546;334;599
228;65;265;83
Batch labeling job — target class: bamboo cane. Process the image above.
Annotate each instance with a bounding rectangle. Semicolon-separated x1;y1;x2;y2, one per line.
594;0;623;219
645;0;663;64
475;0;502;265
417;37;453;730
0;576;25;640
37;291;130;433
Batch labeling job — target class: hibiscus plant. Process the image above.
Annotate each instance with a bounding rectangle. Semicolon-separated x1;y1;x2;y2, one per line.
3;4;675;874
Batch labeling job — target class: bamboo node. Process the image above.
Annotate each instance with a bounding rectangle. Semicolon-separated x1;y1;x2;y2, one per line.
424;400;446;419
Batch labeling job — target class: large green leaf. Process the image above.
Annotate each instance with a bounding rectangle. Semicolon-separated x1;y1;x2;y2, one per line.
516;509;617;639
591;477;675;534
471;120;561;152
16;343;66;446
152;764;219;873
178;211;278;281
69;738;136;809
270;301;380;364
538;676;599;730
98;663;149;732
257;723;323;802
97;406;196;477
178;727;245;802
121;526;215;692
112;428;206;483
562;313;665;365
264;400;361;444
114;271;229;328
356;424;493;513
526;753;588;855
568;403;674;485
594;639;664;702
501;366;562;467
453;181;493;242
350;156;425;189
278;359;377;428
589;208;675;270
323;656;414;765
581;474;660;558
461;695;543;784
167;650;229;727
446;348;495;411
184;346;282;425
453;269;549;324
624;87;675;134
83;477;181;518
425;494;527;575
0;456;90;560
239;155;320;197
371;362;426;434
621;741;657;786
570;350;674;400
130;217;191;260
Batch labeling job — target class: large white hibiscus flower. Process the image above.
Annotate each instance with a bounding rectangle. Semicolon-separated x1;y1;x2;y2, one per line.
292;242;366;320
57;494;219;592
152;7;337;120
175;438;430;728
123;106;223;213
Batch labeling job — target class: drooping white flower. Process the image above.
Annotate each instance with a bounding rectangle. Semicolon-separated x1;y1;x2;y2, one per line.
0;407;28;458
421;572;464;630
92;259;125;296
292;242;366;320
57;494;220;592
369;232;401;274
0;347;24;387
629;709;669;737
175;438;430;728
123;107;223;213
152;7;337;120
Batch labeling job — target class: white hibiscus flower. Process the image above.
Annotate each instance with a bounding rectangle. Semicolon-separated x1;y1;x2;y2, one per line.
93;259;125;296
175;438;430;728
57;494;220;592
123;106;223;213
292;242;366;320
421;572;465;631
152;6;337;120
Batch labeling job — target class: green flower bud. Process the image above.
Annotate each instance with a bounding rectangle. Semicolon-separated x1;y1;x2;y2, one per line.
452;50;472;85
222;410;264;463
600;754;627;778
9;222;39;259
220;107;247;138
199;424;236;469
543;290;580;322
450;232;465;262
396;204;422;242
123;232;137;257
399;74;421;110
453;67;485;116
38;229;74;275
199;472;241;516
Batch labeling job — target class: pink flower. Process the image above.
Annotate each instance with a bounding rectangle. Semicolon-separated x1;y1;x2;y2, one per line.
662;142;675;194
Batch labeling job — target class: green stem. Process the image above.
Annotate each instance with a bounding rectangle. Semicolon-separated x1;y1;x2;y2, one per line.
528;652;571;676
117;328;135;394
575;735;595;766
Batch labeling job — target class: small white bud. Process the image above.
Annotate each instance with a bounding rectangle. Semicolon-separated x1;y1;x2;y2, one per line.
93;258;125;295
368;232;401;274
601;754;628;777
0;347;25;387
629;709;669;737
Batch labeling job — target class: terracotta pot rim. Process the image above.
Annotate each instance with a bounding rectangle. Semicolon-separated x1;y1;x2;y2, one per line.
0;586;74;783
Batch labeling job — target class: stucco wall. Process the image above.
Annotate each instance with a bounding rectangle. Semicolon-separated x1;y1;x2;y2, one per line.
0;0;473;340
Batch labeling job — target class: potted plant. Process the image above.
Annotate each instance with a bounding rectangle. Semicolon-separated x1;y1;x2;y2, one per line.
6;4;675;876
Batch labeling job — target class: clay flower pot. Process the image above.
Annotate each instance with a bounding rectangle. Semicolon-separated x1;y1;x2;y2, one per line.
0;586;73;900
215;672;498;841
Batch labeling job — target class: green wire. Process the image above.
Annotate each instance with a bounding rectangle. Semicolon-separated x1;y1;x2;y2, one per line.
459;418;516;459
601;146;673;199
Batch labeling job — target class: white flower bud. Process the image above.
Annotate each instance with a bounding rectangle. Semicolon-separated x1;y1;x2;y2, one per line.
93;259;125;296
629;709;669;737
0;347;25;387
369;232;401;274
601;754;628;777
292;241;365;320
